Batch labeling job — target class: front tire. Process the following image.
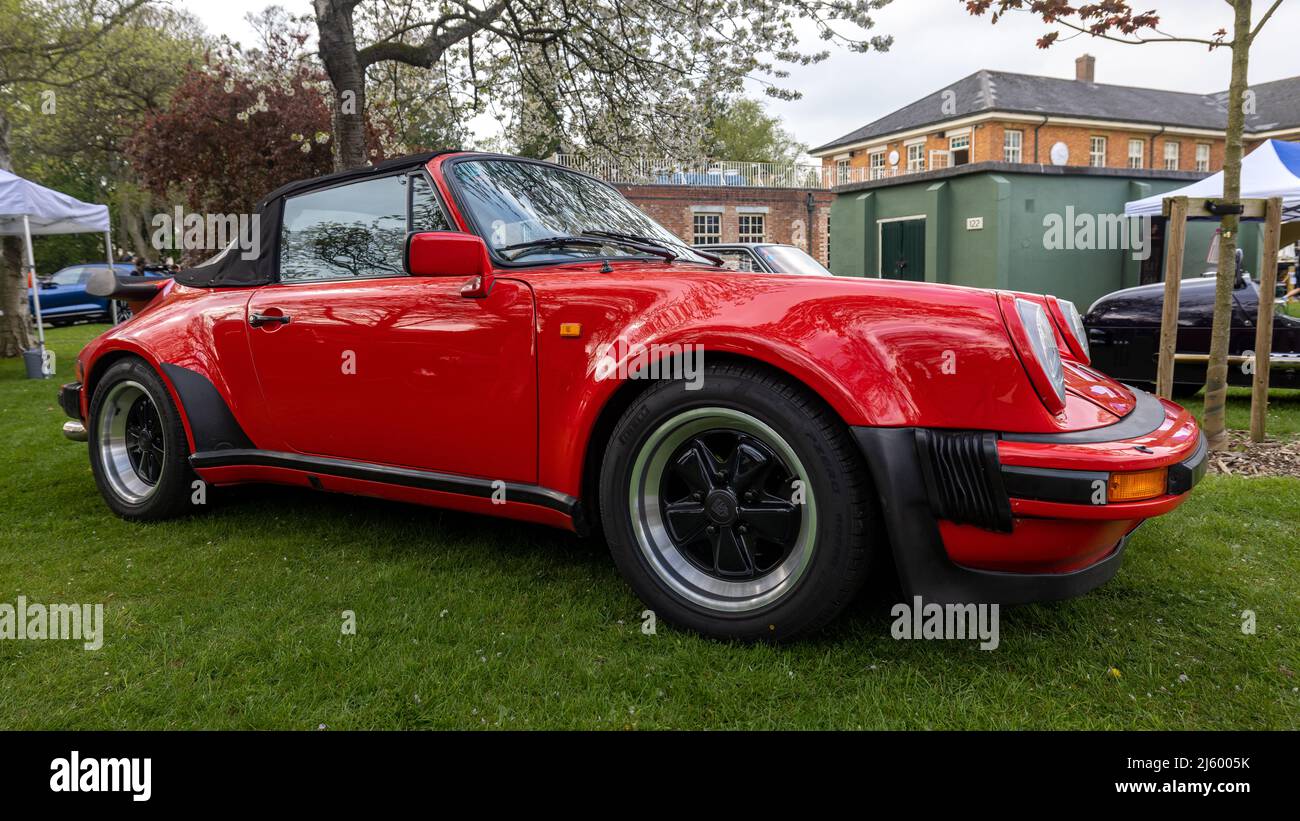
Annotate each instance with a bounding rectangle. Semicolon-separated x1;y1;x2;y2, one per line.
599;363;876;641
88;358;195;520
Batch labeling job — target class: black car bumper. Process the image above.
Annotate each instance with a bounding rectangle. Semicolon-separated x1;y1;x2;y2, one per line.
851;423;1207;606
59;381;82;421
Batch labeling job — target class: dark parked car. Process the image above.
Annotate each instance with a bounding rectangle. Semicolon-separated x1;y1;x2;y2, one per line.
1084;270;1300;397
28;263;168;325
695;242;833;276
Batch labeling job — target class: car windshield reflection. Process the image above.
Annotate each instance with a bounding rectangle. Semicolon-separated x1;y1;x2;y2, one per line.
449;159;712;266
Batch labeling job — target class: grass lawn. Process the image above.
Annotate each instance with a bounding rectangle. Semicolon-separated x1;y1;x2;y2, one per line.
1;324;1297;730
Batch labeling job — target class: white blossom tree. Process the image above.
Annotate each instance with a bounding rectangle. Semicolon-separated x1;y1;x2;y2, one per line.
313;0;894;170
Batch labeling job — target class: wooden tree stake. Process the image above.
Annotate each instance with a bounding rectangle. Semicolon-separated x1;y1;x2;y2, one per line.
1156;196;1188;399
1249;196;1284;442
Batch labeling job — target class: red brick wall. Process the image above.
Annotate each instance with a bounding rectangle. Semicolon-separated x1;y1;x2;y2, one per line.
616;185;835;264
822;120;1227;176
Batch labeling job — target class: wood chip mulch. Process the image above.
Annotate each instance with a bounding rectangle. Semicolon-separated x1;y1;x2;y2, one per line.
1208;431;1300;479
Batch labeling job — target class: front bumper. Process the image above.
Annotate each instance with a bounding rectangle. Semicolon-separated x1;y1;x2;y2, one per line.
58;382;87;442
59;381;82;421
852;389;1206;605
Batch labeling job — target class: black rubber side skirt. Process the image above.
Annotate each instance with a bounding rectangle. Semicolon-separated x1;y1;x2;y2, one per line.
189;448;581;521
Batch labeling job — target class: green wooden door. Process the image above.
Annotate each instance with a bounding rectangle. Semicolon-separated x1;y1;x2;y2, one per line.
879;218;926;281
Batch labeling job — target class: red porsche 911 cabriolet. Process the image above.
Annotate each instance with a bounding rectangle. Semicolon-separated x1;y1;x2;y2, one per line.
59;151;1206;640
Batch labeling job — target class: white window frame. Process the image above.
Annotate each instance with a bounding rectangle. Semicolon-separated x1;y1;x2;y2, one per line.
737;213;766;243
1164;140;1180;170
946;133;967;166
906;142;926;173
869;151;887;180
1128;139;1145;169
692;211;721;245
835;158;851;186
1089;136;1108;167
1195;143;1211;172
1003;129;1023;163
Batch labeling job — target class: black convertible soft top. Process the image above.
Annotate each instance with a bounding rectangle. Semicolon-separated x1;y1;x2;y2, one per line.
174;150;454;288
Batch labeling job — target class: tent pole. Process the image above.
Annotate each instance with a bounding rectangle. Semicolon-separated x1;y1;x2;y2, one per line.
21;215;47;357
105;230;117;324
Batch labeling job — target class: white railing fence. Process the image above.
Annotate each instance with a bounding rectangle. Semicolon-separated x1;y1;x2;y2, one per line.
549;153;962;188
551;154;876;189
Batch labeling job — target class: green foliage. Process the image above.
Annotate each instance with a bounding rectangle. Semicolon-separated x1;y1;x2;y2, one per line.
3;1;208;271
703;98;806;164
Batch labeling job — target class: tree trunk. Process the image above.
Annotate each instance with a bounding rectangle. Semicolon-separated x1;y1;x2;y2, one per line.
314;0;369;171
0;107;34;357
1202;0;1253;451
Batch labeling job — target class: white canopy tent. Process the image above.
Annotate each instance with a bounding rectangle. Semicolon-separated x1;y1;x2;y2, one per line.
1125;139;1300;246
0;168;114;375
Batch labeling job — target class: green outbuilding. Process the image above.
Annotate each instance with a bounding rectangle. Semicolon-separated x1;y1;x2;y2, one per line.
828;161;1268;309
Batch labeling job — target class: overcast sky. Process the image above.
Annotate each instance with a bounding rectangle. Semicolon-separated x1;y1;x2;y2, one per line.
180;0;1300;152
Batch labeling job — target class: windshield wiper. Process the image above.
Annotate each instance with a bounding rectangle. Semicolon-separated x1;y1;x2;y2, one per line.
499;235;607;261
499;234;677;262
585;230;723;266
579;230;682;262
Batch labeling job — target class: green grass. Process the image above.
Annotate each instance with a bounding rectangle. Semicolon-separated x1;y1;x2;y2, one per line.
1;325;1297;729
1184;387;1300;437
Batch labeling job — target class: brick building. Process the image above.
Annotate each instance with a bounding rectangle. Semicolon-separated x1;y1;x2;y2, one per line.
811;55;1300;183
614;184;834;264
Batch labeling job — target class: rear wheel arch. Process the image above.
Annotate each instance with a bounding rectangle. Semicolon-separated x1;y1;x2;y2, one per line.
86;356;199;520
86;351;197;453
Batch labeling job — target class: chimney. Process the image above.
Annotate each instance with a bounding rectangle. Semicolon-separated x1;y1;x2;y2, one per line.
1075;54;1096;83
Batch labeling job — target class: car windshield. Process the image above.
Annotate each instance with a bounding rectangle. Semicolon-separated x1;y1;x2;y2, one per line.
755;245;833;277
449;159;712;265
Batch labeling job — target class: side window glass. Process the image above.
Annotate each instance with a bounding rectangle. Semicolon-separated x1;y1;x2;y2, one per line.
51;267;85;285
410;174;451;232
280;175;408;281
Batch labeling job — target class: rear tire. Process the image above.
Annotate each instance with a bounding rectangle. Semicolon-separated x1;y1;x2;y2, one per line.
599;362;876;641
88;358;196;520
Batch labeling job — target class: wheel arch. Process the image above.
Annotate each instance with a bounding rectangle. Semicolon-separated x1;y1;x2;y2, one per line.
577;350;877;541
83;346;198;454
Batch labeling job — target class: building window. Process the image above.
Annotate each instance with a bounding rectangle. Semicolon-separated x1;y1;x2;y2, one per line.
1128;139;1145;169
1004;129;1023;163
869;151;886;180
949;133;971;165
1196;143;1211;172
1089;136;1108;167
835;159;851;186
692;212;721;245
738;213;766;243
1164;140;1180;170
906;143;926;172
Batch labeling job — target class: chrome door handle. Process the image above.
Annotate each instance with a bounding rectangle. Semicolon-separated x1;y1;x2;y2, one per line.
249;312;291;327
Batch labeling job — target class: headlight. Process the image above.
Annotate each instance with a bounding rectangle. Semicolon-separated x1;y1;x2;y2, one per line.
1014;297;1066;410
1047;296;1090;363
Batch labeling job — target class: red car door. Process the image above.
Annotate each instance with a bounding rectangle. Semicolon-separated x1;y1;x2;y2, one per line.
245;171;538;484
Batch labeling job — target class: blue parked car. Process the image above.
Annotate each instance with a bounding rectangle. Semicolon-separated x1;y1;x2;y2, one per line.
28;263;167;326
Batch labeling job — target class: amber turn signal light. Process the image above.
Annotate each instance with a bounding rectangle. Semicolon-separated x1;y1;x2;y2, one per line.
1107;468;1168;502
559;323;582;337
